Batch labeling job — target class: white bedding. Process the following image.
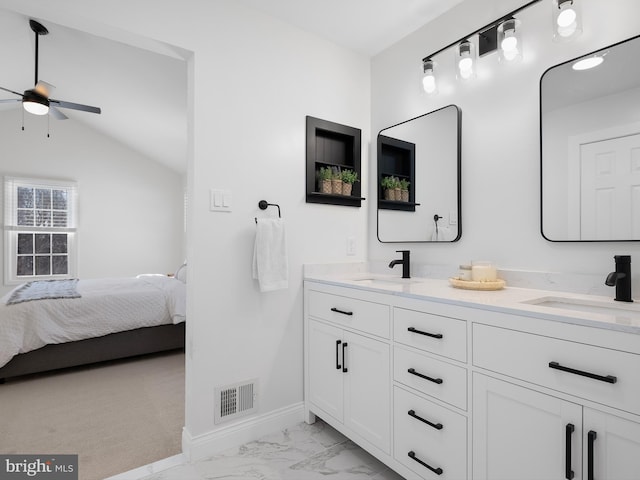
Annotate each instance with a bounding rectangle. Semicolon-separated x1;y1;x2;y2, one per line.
0;275;186;369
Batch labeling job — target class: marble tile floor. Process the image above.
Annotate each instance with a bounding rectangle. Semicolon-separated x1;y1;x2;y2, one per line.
135;418;405;480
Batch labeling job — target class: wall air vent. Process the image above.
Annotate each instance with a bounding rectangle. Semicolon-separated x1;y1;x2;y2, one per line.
214;379;258;424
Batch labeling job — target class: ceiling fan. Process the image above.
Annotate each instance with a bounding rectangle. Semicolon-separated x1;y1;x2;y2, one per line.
0;19;101;120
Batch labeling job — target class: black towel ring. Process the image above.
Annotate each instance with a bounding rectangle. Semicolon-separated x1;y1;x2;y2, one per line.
255;200;281;223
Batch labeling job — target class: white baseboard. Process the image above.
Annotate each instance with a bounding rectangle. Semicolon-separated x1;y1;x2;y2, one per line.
182;402;305;462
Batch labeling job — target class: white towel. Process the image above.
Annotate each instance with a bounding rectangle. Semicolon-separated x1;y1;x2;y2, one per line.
252;218;289;292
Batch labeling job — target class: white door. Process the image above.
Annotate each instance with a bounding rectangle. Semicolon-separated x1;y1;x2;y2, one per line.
343;331;391;454
583;408;640;480
473;374;583;480
580;133;640;239
307;319;344;422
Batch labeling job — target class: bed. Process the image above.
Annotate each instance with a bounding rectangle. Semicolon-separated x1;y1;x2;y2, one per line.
0;272;186;382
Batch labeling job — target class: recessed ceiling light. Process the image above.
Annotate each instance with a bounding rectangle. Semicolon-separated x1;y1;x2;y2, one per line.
572;55;604;71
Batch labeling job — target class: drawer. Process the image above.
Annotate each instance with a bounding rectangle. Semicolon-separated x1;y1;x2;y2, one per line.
394;307;467;362
394;346;467;410
394;386;467;480
473;323;640;416
307;289;390;339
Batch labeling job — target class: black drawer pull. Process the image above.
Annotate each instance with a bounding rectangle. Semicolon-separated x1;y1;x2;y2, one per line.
408;409;443;430
408;451;443;476
565;423;575;480
408;327;443;339
331;307;353;316
408;368;443;384
335;340;342;370
549;361;617;384
342;342;348;373
588;430;597;480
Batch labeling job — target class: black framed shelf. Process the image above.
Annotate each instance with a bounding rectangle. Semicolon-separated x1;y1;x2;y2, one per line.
378;134;416;212
306;116;362;207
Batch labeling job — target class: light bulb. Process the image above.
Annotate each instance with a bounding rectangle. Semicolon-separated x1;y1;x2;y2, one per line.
501;33;518;53
458;56;473;72
557;6;576;27
422;74;436;94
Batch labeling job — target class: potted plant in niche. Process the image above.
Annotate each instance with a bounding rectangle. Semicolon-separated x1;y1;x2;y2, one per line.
381;176;397;201
331;167;343;195
318;166;332;194
399;178;410;202
341;169;359;196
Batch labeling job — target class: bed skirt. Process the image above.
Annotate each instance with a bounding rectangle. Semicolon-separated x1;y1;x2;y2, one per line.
0;322;185;382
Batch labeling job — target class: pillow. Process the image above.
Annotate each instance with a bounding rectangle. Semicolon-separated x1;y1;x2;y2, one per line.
174;263;187;283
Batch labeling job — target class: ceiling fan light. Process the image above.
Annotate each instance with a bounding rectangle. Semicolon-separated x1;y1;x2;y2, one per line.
22;90;49;115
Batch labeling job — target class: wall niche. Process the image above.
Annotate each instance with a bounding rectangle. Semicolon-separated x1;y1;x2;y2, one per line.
305;116;363;207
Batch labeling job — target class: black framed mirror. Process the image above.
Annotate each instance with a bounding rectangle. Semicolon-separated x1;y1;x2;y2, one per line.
541;34;640;241
377;105;461;243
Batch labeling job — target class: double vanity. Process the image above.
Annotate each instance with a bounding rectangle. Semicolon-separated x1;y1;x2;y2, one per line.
303;272;640;480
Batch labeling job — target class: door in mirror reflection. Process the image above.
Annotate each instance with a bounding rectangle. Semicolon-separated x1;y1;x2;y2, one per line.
377;105;461;243
541;34;640;241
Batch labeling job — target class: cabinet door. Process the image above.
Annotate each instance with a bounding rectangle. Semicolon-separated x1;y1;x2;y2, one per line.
343;330;391;453
584;408;640;480
473;374;582;480
308;319;344;422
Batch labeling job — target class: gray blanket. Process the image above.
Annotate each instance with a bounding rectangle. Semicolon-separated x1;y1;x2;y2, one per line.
6;279;81;305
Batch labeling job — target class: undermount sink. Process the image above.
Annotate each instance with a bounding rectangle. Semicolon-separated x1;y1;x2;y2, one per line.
523;296;640;320
351;277;419;286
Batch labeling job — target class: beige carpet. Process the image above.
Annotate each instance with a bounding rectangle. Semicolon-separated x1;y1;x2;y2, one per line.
0;351;184;480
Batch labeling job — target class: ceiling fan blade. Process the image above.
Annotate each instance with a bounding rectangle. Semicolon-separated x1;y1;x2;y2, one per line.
0;98;21;104
34;80;55;97
0;86;24;97
49;106;68;120
49;98;101;114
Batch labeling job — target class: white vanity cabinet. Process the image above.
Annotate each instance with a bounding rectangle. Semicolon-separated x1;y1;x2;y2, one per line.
304;276;640;480
305;284;392;455
472;322;640;480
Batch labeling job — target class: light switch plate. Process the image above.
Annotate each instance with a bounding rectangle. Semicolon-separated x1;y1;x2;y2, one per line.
210;189;232;212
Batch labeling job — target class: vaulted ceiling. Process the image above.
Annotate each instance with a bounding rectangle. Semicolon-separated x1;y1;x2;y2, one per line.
0;1;465;174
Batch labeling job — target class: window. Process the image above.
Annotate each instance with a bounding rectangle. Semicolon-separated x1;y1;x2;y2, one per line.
4;177;77;284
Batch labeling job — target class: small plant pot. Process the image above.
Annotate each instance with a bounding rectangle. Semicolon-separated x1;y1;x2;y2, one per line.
401;189;409;202
384;189;394;201
320;179;332;194
394;188;401;201
331;179;343;195
342;183;353;196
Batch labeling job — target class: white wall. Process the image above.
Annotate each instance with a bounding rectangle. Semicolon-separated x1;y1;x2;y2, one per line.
0;0;370;449
0;109;185;296
371;0;640;290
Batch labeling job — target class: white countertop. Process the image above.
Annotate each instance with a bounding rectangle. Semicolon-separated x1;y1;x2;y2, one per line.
305;273;640;335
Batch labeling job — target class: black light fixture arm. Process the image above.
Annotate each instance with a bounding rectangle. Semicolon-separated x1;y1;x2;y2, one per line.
421;0;542;62
29;20;49;86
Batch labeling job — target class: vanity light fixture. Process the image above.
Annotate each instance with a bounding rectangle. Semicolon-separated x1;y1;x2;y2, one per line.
422;59;438;94
497;18;523;62
420;0;583;93
456;41;477;80
552;0;582;41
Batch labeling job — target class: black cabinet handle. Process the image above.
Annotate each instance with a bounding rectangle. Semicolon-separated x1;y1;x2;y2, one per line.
408;409;443;430
408;327;443;339
549;362;617;384
342;342;348;373
565;423;575;480
408;367;443;384
335;340;342;370
331;307;353;316
588;430;597;480
408;451;443;476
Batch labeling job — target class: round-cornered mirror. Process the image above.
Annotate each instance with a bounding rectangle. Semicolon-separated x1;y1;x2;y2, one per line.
377;104;461;243
541;34;640;241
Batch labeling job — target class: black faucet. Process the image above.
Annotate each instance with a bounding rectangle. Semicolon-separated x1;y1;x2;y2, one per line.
605;255;633;302
389;250;411;279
